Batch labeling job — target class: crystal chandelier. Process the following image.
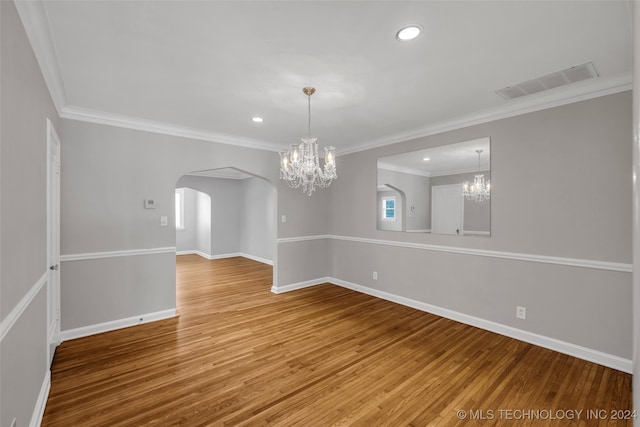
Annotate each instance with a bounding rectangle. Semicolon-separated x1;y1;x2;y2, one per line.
462;149;491;203
279;87;336;196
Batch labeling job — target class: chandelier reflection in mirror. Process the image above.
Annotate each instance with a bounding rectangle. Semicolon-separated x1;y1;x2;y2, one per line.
279;87;336;196
462;149;491;203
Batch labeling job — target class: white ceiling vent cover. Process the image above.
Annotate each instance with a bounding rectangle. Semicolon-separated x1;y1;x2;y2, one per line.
496;62;599;100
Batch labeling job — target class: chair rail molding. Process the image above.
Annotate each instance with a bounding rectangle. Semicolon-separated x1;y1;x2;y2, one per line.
277;235;632;273
60;247;177;262
0;271;48;342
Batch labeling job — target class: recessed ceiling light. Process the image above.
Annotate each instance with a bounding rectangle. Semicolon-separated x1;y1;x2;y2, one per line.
396;25;422;42
423;157;430;161
252;117;264;123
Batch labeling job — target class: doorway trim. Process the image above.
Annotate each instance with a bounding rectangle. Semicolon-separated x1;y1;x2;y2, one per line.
46;118;61;366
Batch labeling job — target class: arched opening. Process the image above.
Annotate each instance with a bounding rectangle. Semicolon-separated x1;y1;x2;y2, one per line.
174;167;278;304
377;184;407;232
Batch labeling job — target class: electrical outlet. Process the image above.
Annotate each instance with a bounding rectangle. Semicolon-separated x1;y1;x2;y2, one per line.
373;271;378;280
516;306;527;320
281;215;286;223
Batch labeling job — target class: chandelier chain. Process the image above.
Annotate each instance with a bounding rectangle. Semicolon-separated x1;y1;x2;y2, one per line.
307;92;311;137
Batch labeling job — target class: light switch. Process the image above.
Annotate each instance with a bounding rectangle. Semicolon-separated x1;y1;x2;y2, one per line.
160;216;168;226
281;215;287;223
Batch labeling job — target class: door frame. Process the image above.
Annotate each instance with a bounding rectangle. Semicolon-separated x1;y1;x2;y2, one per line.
46;118;61;366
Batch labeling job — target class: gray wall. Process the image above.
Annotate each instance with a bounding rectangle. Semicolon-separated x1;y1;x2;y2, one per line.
61;253;177;330
60;119;326;331
328;91;632;359
176;176;242;257
274;184;330;286
241;177;276;262
0;1;60;425
332;93;631;262
377;168;430;231
7;0;633;420
175;175;275;262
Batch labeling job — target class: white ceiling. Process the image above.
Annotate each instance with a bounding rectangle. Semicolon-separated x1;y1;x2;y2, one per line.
18;1;632;154
378;137;490;177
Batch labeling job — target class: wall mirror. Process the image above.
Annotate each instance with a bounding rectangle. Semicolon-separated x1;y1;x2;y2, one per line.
377;137;490;236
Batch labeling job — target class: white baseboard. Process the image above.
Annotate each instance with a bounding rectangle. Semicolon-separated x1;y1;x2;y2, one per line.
271;277;329;294
175;250;195;256
208;252;240;260
60;308;177;342
177;250;273;265
241;253;273;266
272;276;632;373
29;370;51;427
176;249;218;259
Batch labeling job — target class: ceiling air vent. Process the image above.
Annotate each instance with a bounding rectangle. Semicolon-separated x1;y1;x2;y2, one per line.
496;62;599;100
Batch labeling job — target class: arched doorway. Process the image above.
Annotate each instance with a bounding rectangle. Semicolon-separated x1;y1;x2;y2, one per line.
174;167;278;298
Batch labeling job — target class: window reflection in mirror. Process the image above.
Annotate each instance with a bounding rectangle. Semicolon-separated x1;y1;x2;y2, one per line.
377;137;490;236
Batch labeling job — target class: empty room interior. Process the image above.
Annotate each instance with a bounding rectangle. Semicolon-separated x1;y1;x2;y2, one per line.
2;1;640;425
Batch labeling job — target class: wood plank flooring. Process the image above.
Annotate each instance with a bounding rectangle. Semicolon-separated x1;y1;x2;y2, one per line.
42;255;633;426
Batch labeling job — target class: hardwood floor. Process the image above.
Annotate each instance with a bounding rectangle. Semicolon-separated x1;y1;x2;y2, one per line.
42;255;632;426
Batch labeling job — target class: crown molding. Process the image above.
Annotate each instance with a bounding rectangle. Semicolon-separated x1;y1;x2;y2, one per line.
14;0;279;152
428;167;488;178
377;163;489;178
14;0;67;113
338;73;632;156
16;0;631;156
60;75;631;156
60;105;282;152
